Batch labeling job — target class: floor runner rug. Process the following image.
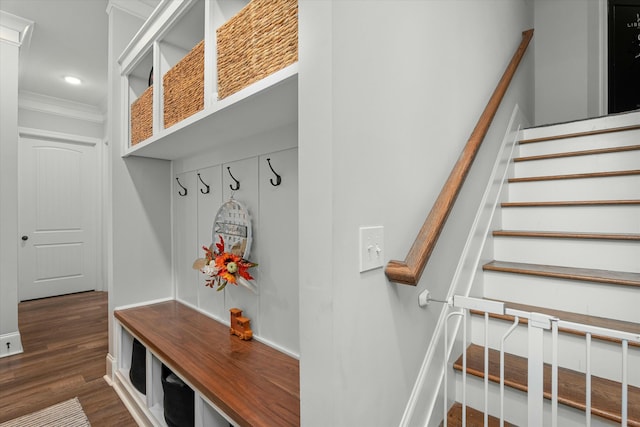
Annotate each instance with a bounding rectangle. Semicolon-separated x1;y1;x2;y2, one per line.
0;398;91;427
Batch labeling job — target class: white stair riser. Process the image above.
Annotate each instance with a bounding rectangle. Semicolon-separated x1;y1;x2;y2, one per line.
501;205;640;234
514;149;640;177
518;130;640;157
469;316;640;386
507;175;640;202
483;271;640;323
492;236;640;273
455;373;620;427
520;112;640;141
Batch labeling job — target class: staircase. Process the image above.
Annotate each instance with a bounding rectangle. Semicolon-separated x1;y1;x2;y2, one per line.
444;115;640;426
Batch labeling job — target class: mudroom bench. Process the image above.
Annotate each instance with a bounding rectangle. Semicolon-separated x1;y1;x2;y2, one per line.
114;300;300;427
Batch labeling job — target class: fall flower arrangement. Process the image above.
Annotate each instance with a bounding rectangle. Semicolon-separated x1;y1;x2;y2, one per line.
193;236;257;291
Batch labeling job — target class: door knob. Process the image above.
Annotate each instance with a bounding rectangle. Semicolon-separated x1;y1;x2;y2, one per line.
21;235;28;241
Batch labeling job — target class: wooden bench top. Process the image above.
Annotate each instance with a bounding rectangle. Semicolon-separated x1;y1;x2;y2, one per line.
114;300;300;427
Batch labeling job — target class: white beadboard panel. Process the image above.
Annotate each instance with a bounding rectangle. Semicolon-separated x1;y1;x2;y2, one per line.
501;204;640;234
514;149;640;177
469;315;640;386
492;235;640;273
256;149;299;356
175;149;300;354
517;129;640;157
483;271;640;323
222;157;259;332
174;171;199;306
196;165;224;321
507;174;640;202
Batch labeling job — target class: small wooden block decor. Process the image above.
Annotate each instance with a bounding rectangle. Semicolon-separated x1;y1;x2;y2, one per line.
163;40;205;129
230;308;253;340
130;86;153;146
216;0;298;99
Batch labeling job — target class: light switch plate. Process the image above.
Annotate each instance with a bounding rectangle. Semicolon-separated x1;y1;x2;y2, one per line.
359;226;384;272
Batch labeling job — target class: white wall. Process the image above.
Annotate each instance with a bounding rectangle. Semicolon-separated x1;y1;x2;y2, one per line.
0;18;23;357
1;10;106;359
534;0;605;125
298;1;534;425
106;4;173;359
18;101;104;139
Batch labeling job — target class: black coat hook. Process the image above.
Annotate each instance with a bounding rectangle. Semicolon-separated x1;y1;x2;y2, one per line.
227;167;240;191
197;173;210;194
266;158;282;186
176;177;187;196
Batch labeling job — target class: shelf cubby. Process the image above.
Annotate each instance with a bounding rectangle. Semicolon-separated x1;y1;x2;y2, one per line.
159;0;205;130
119;0;298;160
128;49;154;146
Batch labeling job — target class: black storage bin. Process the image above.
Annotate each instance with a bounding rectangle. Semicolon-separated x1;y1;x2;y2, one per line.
162;365;194;427
129;338;146;394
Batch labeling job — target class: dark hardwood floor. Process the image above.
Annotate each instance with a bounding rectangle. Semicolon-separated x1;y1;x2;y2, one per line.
0;291;137;426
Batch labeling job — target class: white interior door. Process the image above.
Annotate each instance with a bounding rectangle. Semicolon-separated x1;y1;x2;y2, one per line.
18;135;98;301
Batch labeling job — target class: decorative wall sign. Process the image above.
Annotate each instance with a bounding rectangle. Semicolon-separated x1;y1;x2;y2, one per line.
192;197;257;293
213;198;252;259
608;1;640;113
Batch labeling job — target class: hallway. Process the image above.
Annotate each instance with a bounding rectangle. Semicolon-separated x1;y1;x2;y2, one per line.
0;291;136;426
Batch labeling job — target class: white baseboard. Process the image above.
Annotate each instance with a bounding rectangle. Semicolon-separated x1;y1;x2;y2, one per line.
113;296;174;312
107;334;154;427
105;352;116;383
0;331;23;358
111;371;154;427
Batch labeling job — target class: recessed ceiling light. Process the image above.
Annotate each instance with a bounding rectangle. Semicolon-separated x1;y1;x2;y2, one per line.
64;76;82;85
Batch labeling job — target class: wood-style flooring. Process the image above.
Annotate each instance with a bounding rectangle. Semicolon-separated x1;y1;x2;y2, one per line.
0;291;137;426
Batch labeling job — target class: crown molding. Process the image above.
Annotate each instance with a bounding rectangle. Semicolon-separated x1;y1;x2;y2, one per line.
1;11;34;86
19;91;105;124
0;10;33;47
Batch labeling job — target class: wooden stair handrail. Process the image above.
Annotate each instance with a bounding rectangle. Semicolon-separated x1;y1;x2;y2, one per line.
385;29;534;286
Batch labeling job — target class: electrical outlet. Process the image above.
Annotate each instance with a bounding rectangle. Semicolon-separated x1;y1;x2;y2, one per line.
0;333;23;357
359;226;384;272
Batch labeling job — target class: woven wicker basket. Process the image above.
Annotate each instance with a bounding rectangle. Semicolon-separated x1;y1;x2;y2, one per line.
130;86;153;146
163;40;205;129
217;0;298;100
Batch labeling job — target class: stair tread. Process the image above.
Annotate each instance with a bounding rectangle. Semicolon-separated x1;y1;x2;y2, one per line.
453;344;640;426
471;295;640;345
442;402;516;427
502;199;640;207
519;124;640;144
483;260;640;287
514;144;640;163
509;169;640;183
492;230;640;241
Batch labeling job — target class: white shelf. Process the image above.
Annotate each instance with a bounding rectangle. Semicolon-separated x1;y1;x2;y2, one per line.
123;63;298;161
116;369;147;405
